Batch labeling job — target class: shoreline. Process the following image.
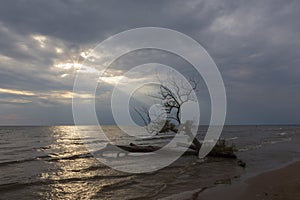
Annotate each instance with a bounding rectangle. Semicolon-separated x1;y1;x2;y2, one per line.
197;161;300;200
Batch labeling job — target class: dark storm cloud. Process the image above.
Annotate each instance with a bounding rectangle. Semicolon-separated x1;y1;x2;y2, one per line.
0;0;299;124
0;0;240;44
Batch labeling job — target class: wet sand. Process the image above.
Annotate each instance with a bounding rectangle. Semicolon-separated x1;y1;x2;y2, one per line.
198;161;300;200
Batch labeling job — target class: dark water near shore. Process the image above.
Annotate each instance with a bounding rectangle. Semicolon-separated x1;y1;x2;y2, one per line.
0;125;299;199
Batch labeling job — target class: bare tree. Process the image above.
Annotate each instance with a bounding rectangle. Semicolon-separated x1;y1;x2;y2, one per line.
134;72;202;150
150;75;198;124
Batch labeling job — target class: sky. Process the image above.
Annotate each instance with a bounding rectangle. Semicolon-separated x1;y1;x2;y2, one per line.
0;0;300;125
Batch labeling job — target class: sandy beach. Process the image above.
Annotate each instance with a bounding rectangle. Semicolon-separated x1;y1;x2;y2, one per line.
198;161;300;200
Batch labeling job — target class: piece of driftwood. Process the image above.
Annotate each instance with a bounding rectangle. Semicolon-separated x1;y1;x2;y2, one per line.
97;142;237;159
117;143;160;152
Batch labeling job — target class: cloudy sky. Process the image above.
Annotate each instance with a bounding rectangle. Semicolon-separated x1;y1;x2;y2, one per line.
0;0;299;125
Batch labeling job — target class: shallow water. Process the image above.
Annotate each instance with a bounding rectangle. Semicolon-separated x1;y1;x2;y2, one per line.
0;125;299;199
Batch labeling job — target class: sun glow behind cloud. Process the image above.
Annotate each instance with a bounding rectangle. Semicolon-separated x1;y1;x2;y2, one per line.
0;87;93;105
0;88;36;96
98;75;124;85
54;62;82;70
31;34;47;48
55;47;63;54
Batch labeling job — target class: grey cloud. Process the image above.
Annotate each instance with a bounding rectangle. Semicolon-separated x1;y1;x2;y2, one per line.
0;0;299;124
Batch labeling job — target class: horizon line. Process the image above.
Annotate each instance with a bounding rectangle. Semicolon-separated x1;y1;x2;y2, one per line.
0;123;300;127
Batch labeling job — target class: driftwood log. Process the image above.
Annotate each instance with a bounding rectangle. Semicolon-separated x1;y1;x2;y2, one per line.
95;123;238;159
97;142;237;159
